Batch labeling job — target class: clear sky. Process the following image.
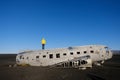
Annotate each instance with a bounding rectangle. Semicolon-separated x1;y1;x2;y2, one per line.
0;0;120;53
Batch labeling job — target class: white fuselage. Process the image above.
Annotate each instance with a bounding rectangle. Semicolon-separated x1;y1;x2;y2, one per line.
16;45;112;66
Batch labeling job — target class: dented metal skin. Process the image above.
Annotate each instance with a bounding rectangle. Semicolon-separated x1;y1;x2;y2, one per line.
16;45;112;68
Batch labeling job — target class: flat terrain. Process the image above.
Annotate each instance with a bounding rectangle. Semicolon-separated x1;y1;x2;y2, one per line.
0;54;120;80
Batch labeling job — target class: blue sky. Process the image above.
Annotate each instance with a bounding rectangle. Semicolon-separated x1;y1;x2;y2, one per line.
0;0;120;53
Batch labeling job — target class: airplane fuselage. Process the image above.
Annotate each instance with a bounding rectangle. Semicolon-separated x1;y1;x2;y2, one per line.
16;45;112;67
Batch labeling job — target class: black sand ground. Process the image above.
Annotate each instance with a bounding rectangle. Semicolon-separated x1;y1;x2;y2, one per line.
0;54;120;80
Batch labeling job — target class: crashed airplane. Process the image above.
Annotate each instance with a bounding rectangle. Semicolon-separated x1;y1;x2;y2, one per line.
16;45;112;69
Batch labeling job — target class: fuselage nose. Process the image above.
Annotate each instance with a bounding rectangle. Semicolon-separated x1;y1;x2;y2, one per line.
104;47;113;60
106;50;113;60
109;50;113;59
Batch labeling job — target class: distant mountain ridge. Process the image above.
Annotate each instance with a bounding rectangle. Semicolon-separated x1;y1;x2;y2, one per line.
112;50;120;55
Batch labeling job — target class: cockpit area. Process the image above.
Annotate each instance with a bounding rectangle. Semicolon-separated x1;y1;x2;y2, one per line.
104;47;113;60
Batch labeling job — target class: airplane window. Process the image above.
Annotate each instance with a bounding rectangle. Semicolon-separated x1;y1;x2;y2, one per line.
63;53;67;56
49;54;53;59
84;51;87;54
26;57;29;59
86;55;90;58
19;55;24;59
20;55;22;59
43;55;46;58
70;52;73;55
22;56;24;59
90;50;94;53
102;55;104;57
56;53;60;58
77;52;80;54
36;56;39;58
105;47;109;53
